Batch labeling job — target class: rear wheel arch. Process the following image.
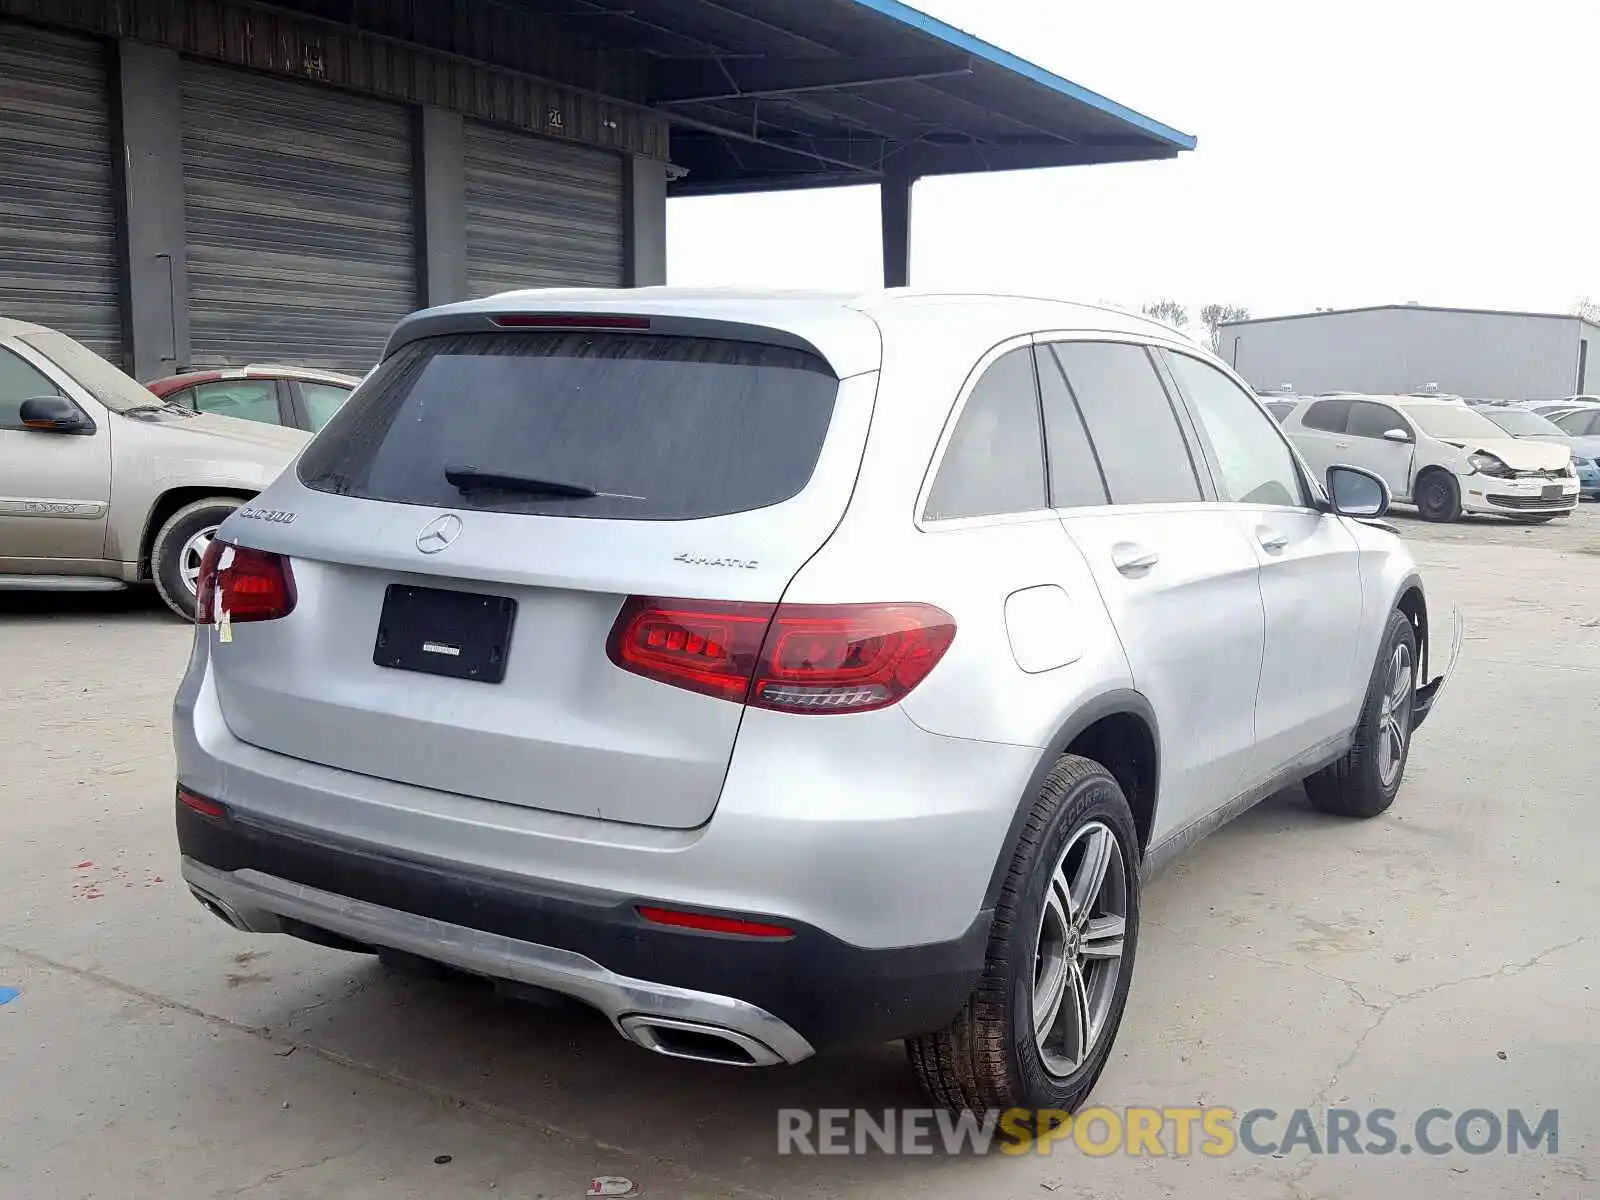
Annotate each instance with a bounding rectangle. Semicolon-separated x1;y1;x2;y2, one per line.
137;486;256;581
981;691;1160;909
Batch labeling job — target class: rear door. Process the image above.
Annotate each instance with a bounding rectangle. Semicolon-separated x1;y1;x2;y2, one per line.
1041;338;1266;844
1159;350;1365;782
1287;398;1351;479
206;325;877;830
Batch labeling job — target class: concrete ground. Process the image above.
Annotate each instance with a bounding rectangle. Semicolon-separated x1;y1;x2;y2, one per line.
2;508;1597;1199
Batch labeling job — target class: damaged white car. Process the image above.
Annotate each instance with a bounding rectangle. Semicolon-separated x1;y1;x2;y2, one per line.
1282;394;1579;522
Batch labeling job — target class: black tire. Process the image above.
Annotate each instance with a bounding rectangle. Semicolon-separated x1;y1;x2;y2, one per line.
1414;469;1461;522
151;497;241;620
906;755;1141;1114
1304;609;1418;819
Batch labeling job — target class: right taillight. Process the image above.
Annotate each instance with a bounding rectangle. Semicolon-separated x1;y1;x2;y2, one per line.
195;539;297;624
606;597;955;714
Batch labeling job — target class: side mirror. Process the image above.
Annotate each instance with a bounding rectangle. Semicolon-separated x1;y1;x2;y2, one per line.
19;395;92;434
1326;464;1390;518
1382;427;1412;443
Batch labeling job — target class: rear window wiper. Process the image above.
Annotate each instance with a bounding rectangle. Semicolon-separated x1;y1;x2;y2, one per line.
444;464;598;499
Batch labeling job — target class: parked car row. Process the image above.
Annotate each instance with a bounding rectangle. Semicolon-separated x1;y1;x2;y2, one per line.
0;318;358;617
1269;393;1581;521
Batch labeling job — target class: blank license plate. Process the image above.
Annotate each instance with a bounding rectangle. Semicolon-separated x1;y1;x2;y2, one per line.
1542;485;1562;500
373;585;516;683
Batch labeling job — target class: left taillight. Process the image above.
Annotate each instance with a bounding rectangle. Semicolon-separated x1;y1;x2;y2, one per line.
195;540;297;624
606;597;956;714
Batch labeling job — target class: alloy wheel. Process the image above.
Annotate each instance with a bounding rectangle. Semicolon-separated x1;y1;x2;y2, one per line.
1377;641;1413;787
179;525;220;597
1032;821;1129;1077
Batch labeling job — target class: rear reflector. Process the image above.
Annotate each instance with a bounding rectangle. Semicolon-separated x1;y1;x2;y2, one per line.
195;540;297;624
637;906;794;939
490;314;651;330
177;786;226;818
606;597;955;715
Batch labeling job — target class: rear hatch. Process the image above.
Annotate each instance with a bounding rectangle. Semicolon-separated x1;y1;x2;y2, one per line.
208;322;878;829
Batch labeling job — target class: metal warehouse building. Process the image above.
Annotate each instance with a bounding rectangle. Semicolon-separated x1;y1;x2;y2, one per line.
0;0;1193;381
1217;304;1600;402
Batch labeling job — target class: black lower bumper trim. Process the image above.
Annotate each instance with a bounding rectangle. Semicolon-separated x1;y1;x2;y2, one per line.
176;802;989;1051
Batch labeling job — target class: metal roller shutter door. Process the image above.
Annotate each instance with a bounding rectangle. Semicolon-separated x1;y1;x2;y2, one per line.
0;25;121;364
181;62;416;372
464;121;624;296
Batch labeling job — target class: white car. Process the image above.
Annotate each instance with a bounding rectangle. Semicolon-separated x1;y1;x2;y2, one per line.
1280;394;1579;522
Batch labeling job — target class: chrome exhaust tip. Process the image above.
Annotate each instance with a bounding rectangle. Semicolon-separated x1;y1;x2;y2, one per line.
189;885;248;931
617;1015;785;1067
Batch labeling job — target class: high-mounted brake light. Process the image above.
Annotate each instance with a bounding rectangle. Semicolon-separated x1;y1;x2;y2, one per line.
637;906;794;939
195;540;297;624
606;597;955;714
490;314;651;330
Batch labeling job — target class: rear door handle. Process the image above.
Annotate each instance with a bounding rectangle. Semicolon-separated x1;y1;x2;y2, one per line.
1257;526;1289;552
1334;441;1351;449
1110;542;1160;574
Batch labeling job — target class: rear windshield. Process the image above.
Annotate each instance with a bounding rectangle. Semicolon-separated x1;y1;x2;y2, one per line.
298;331;840;521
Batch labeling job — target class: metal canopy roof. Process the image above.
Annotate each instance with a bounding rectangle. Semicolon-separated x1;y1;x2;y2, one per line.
508;0;1196;196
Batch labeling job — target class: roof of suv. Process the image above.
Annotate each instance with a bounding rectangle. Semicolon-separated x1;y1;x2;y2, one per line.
146;364;361;395
387;287;1195;380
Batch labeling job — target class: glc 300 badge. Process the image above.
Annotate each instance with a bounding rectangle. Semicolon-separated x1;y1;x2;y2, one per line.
239;506;297;525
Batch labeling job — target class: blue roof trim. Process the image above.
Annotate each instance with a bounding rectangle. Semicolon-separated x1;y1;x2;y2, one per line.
845;0;1197;150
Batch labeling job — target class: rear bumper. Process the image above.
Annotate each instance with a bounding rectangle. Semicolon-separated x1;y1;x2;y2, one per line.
177;801;989;1057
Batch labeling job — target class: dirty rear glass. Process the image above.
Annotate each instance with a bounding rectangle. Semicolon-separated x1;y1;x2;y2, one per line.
298;331;840;521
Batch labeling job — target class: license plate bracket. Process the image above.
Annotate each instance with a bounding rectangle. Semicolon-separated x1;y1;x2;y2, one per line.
1541;484;1562;501
374;584;516;683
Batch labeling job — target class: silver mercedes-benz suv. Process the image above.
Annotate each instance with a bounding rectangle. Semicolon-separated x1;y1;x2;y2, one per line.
173;288;1456;1113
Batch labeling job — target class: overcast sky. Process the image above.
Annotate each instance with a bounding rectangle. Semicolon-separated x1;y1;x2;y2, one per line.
667;0;1600;324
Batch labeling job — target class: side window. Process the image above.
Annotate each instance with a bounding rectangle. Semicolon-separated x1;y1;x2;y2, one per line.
297;381;352;431
1035;347;1110;508
1347;400;1409;440
1049;341;1202;505
1556;409;1598;435
1301;399;1351;432
1163;352;1308;508
0;346;64;430
190;379;281;426
924;347;1048;520
163;386;197;411
1266;401;1294;422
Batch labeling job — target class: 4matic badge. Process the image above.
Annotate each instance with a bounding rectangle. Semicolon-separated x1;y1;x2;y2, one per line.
674;552;759;570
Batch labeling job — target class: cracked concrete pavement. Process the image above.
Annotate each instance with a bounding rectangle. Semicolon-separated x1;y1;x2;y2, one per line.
1;508;1597;1198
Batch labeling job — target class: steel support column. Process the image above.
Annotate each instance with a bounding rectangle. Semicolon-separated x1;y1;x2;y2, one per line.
881;153;915;289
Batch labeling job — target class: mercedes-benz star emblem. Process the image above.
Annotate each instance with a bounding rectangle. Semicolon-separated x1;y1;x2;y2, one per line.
415;513;463;554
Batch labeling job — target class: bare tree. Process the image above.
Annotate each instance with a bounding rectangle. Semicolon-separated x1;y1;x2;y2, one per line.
1142;298;1188;329
1199;302;1251;352
1575;297;1600;323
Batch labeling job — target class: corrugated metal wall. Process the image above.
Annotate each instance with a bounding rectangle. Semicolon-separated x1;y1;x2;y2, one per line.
180;62;417;371
0;0;669;161
0;24;122;363
464;120;624;296
1223;309;1586;401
